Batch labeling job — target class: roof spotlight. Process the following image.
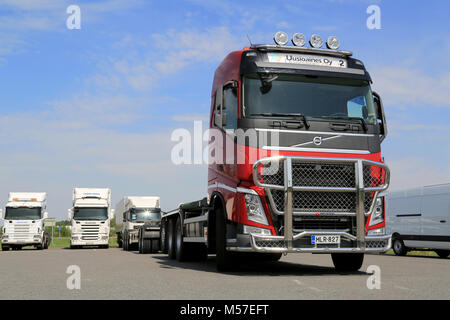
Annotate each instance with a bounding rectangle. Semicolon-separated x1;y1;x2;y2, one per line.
291;33;306;47
309;34;323;48
273;31;289;46
326;36;340;50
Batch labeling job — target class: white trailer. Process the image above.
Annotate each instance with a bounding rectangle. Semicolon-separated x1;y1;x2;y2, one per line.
115;196;161;253
1;192;51;251
68;188;114;249
386;183;450;258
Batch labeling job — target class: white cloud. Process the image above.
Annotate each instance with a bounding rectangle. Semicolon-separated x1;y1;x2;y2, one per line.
387;157;450;192
371;67;450;108
90;27;241;91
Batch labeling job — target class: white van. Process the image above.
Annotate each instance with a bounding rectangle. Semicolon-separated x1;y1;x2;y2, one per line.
386;183;450;258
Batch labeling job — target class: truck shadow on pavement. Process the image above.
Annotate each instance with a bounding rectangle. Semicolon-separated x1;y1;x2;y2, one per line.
153;255;369;277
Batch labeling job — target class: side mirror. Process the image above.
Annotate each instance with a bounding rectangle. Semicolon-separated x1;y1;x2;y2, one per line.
373;91;387;142
43;212;48;219
109;209;115;220
68;209;72;220
0;209;3;220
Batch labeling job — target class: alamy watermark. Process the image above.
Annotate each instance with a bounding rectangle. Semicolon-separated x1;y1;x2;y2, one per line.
366;265;381;289
66;5;81;30
66;265;81;290
366;5;381;30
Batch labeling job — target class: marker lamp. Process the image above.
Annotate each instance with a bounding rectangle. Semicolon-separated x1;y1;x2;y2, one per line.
292;33;306;47
243;225;271;236
274;31;288;46
309;34;323;48
326;36;340;50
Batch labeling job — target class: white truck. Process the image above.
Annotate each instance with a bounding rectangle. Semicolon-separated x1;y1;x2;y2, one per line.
386;183;450;258
68;188;113;249
1;192;51;251
115;196;161;254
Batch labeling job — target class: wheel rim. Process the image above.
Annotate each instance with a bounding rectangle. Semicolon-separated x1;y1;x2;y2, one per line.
394;240;402;252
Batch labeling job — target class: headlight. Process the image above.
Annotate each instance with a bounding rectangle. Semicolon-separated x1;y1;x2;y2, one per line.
369;197;384;227
292;33;306;47
326;36;340;50
309;34;323;48
243;193;268;226
273;31;289;46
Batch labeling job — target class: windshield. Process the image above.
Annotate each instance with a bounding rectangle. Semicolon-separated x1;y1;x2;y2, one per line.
73;207;108;221
243;73;377;125
130;208;161;222
5;207;42;220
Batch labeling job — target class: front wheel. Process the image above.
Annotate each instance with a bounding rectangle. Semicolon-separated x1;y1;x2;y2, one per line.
331;253;364;272
435;250;449;258
215;208;235;271
393;238;408;256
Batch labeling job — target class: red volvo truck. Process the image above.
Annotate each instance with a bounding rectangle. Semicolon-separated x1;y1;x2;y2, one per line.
161;32;391;271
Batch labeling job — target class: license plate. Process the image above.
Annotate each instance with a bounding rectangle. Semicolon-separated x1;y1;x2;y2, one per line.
312;235;340;245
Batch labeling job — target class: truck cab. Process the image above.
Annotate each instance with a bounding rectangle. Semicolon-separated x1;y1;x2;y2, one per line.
1;192;50;251
162;32;391;271
115;196;161;252
68;188;113;249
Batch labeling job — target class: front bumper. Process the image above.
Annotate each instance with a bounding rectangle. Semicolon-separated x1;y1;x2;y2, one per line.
227;231;391;253
2;237;41;245
71;237;109;246
229;156;391;254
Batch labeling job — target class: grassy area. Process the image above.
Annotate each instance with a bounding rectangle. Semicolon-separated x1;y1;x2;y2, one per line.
384;249;444;258
1;237;118;250
49;237;118;248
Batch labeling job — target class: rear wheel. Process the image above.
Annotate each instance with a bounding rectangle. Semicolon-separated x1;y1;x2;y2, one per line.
331;253;364;272
167;218;176;259
435;250;449;258
160;221;168;254
393;238;408;256
175;217;188;261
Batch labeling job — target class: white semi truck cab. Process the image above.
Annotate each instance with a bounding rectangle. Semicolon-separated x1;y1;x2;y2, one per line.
1;192;50;251
68;188;113;249
115;196;161;252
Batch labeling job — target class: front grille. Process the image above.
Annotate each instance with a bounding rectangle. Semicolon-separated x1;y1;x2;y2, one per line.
81;225;100;240
293;216;354;231
270;190;374;213
13;224;31;239
259;162;385;189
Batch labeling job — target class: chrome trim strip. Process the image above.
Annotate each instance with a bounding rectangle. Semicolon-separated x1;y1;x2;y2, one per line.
262;146;370;154
255;128;375;137
255;61;365;75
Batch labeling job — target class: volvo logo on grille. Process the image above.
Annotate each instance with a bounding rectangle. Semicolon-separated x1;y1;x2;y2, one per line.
313;136;322;145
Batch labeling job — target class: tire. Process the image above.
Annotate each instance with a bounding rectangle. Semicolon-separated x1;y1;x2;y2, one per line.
123;231;129;251
175;217;188;261
167;218;176;259
215;207;234;271
393;238;408;256
117;233;123;248
36;244;43;250
435;250;450;258
151;239;160;253
331;253;364;272
160;221;168;254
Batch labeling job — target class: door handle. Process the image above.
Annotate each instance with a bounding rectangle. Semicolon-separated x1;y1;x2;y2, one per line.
440;220;446;223
218;165;224;172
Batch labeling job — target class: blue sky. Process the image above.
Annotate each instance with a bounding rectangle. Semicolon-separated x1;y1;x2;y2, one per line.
0;0;449;220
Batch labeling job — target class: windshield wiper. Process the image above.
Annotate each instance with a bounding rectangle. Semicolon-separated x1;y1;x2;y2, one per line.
250;113;310;129
314;116;367;132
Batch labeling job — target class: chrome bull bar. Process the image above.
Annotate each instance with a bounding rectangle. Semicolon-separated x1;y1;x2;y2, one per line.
246;156;391;253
